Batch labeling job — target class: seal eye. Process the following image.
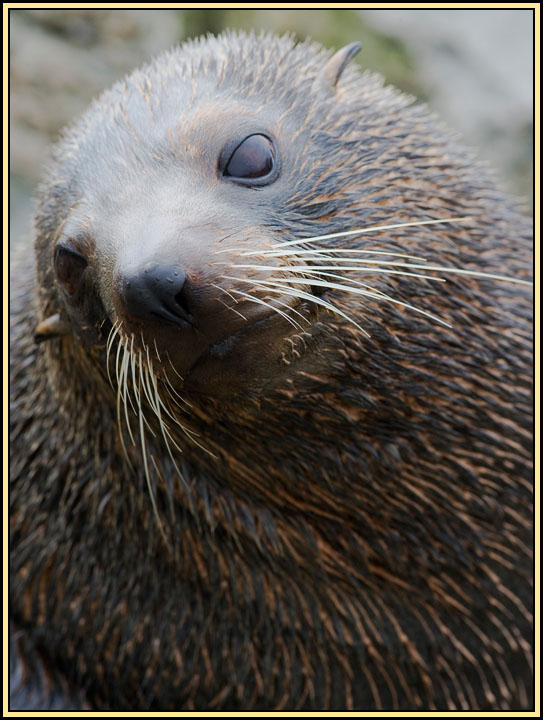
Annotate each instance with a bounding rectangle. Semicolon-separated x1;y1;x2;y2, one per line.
54;245;88;296
223;134;275;180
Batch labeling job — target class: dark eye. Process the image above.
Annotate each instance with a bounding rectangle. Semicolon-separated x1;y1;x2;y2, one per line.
223;134;275;180
54;245;88;296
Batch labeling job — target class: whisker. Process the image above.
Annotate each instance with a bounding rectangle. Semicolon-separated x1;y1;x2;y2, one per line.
145;350;201;446
262;293;312;326
210;283;249;322
153;339;162;363
136;373;168;545
226;288;305;331
164;379;192;410
106;322;121;388
385;263;533;286
140;358;155;411
239;248;431;261
221;275;370;336
231;258;532;287
143;361;194;482
269;271;453;327
281;258;532;286
262;275;453;328
127;338;142;417
268;216;473;249
142;350;217;459
115;340;134;461
280;269;409;299
210;282;240;304
131;346;155;438
115;329;124;389
230;263;446;283
122;342;137;445
163;355;197;411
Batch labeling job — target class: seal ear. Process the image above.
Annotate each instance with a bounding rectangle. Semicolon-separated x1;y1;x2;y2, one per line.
316;41;362;91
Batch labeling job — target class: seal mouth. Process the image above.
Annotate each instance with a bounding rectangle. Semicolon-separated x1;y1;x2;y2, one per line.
178;308;308;397
148;309;194;330
187;315;267;370
108;312;295;402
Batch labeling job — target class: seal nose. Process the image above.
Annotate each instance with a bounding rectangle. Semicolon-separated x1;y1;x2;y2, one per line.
119;263;192;327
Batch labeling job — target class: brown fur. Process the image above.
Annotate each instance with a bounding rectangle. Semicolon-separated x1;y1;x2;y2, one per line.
10;31;533;710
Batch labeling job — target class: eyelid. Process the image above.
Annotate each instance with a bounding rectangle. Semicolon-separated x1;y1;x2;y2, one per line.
220;133;279;186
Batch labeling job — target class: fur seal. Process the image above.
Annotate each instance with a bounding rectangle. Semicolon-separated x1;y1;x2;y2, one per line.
10;31;533;710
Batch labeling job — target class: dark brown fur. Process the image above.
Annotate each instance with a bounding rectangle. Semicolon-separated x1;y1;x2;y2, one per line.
10;31;533;711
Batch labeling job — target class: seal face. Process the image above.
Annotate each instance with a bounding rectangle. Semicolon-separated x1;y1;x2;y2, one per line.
10;31;533;711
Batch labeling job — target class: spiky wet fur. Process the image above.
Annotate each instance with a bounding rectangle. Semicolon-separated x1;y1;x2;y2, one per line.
10;31;533;710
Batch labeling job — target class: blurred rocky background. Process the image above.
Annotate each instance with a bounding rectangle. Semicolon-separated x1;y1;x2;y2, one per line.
10;8;534;245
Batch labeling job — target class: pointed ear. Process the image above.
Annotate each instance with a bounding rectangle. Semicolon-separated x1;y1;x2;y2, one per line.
316;42;362;91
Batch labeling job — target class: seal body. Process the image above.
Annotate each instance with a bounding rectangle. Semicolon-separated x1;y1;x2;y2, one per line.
10;31;533;711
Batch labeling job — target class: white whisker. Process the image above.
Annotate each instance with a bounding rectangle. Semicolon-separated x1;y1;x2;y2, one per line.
153;339;162;363
226;288;305;330
230;263;446;283
114;340;133;462
106;322;121;388
132;348;155;438
271;271;453;327
267;216;473;249
221;275;370;336
146;352;201;447
388;263;533;286
240;248;431;261
210;283;249;321
272;275;452;327
262;293;312;326
137;380;167;544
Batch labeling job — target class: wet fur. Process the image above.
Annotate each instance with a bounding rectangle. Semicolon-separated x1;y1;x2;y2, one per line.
10;31;533;710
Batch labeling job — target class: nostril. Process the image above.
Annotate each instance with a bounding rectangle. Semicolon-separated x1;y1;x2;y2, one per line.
174;285;192;317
